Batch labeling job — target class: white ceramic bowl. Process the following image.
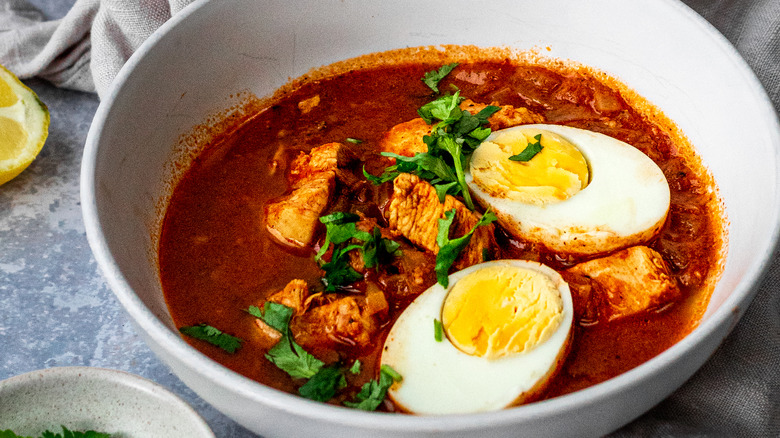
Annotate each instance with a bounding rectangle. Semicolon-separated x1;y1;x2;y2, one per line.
81;0;780;437
0;367;214;438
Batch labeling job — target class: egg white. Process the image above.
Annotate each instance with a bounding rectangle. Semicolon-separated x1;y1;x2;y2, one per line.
466;124;670;256
380;260;573;415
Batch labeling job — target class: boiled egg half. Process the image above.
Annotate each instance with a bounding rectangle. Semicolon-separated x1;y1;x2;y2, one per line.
466;124;670;256
380;259;573;415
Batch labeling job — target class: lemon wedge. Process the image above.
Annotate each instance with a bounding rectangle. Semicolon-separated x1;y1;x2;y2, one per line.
0;64;49;186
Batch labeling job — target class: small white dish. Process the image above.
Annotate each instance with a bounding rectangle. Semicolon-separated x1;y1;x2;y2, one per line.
0;367;215;438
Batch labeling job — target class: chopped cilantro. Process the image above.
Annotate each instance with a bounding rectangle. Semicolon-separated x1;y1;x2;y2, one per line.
316;212;370;261
179;324;243;354
422;63;459;93
381;364;403;382
265;328;324;380
316;213;401;291
435;208;498;287
509;134;544;162
1;427;112;438
433;318;444;342
298;365;347;402
320;243;364;292
251;303;325;379
361;226;402;269
247;302;293;333
418;92;462;124
343;365;403;411
433;180;459;203
366;91;499;211
345;137;364;144
349;360;362;375
424;131;474;209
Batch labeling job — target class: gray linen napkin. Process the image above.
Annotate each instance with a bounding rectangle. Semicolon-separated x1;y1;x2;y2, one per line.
1;0;778;436
0;0;193;98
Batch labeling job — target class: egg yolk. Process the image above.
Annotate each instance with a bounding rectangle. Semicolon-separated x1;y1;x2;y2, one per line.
441;265;563;360
470;129;589;205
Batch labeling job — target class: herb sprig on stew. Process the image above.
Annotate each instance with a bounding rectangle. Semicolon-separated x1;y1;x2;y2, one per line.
179;323;243;353
316;212;401;291
0;427;111;438
435;208;497;287
509;133;544;162
422;62;458;93
365;66;500;211
248;301;401;409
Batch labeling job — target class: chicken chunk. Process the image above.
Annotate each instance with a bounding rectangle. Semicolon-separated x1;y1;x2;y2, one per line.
386;173;494;269
267;279;310;315
293;293;385;348
297;94;320;114
378;118;431;158
289;142;355;180
265;142;355;248
265;172;334;248
378;101;544;158
563;246;680;323
459;99;545;130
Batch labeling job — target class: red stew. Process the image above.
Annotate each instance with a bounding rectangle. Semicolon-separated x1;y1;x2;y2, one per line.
159;58;723;409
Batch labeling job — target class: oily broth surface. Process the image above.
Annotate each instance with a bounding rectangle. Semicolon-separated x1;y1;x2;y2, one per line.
159;57;724;408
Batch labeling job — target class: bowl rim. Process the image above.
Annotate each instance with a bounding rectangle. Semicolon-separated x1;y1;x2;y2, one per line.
0;366;215;437
80;0;780;433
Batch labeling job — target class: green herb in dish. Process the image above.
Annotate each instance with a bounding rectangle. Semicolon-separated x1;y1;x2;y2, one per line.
178;324;243;354
365;90;498;211
250;302;325;379
343;365;403;411
0;426;111;438
509;133;544;162
422;62;458;93
433;318;444;342
435;208;498;287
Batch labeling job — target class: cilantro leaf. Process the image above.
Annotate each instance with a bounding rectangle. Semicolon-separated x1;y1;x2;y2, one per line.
361;227;402;269
418;92;463;125
369;151;458;186
426;133;474;209
345;137;363;144
509;133;543;162
247;302;293;333
349;360;362;374
320;243;364;292
367;91;498;212
298;365;347;402
434;318;444;342
0;431;29;438
316;213;370;261
422;63;458;93
343;365;403;411
179;324;243;354
266;331;324;379
435;208;498;287
1;427;112;438
316;213;400;289
247;302;325;380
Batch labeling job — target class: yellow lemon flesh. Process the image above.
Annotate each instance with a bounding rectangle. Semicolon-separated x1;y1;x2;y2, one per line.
0;64;49;186
441;265;564;359
470;128;589;206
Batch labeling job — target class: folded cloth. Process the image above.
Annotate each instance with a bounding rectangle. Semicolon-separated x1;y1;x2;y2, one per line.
0;0;194;98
